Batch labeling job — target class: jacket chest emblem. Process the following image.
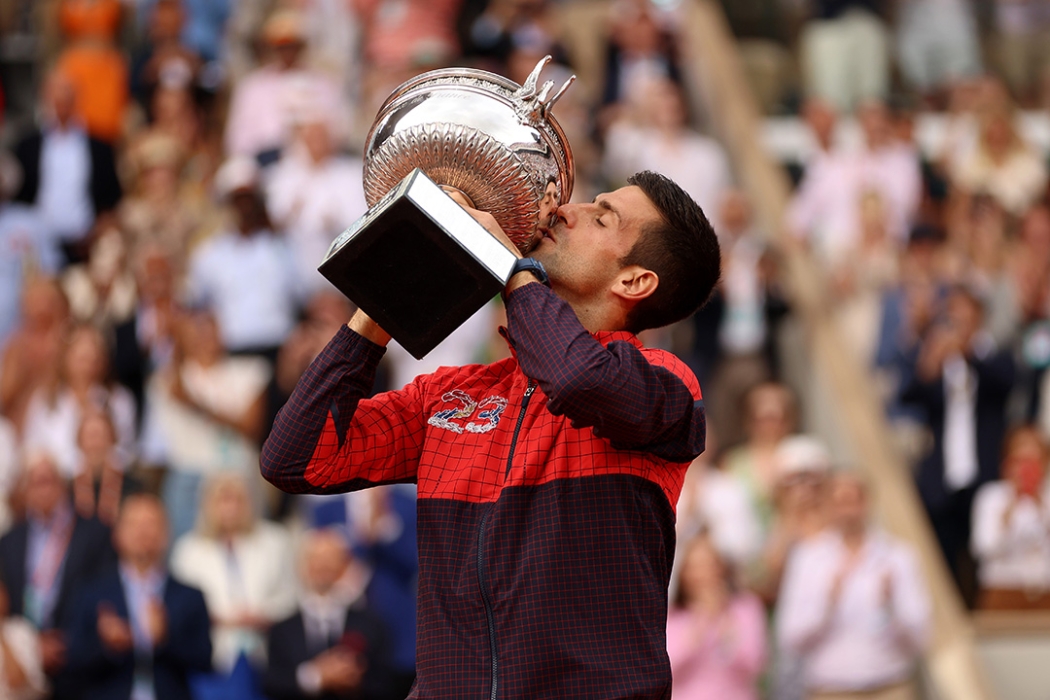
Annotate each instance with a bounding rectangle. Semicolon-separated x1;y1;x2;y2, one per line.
428;389;508;434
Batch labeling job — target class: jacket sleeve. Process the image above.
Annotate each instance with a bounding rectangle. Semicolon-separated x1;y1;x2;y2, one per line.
260;325;426;494
154;586;212;674
505;283;705;462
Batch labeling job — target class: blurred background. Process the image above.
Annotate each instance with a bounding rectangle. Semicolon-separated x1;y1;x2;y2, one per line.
0;0;1049;699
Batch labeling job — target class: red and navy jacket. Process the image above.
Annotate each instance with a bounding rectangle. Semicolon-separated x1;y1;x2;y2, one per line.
261;283;706;699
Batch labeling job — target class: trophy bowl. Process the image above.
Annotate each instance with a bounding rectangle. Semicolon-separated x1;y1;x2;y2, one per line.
363;56;576;252
319;57;576;359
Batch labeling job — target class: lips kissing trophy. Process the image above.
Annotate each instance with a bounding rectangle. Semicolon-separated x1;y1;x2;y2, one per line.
319;56;576;359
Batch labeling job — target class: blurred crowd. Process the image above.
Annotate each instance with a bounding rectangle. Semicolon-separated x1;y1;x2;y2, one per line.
0;0;1048;699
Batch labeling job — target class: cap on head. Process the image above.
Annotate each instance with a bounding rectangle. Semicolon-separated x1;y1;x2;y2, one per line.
775;435;832;481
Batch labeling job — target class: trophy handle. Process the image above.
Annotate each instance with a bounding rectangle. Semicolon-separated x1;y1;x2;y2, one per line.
516;56;576;122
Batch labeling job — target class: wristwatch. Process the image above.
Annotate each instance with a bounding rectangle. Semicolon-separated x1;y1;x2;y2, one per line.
510;257;550;287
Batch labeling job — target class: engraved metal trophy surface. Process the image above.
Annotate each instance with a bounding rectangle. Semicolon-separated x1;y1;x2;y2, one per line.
319;57;575;359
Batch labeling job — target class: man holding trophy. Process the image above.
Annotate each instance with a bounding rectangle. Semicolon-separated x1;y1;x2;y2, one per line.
261;58;721;699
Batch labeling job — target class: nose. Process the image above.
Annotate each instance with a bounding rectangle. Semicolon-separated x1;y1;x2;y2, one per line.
555;202;581;227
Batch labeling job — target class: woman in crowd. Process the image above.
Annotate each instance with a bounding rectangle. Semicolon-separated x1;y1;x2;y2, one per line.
71;408;140;526
951;103;1048;217
170;473;296;678
971;425;1050;609
722;382;799;536
667;533;767;700
22;323;136;478
150;308;270;540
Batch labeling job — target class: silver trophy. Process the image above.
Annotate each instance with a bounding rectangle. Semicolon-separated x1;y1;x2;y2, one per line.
319;56;575;359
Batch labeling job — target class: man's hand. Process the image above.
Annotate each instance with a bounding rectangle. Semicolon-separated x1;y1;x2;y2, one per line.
441;188;523;259
146;600;167;646
40;630;66;673
313;647;365;692
97;605;134;654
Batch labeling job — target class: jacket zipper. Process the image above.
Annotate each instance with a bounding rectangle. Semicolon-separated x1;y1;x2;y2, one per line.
477;379;536;700
505;380;536;479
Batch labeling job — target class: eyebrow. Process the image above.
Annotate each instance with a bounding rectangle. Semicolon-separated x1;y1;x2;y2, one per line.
595;197;622;225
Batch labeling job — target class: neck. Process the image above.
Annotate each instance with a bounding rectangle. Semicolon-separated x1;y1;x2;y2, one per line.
841;524;866;548
125;558;160;576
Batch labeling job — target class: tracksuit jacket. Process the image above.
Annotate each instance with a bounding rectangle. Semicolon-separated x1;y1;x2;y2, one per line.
261;283;707;699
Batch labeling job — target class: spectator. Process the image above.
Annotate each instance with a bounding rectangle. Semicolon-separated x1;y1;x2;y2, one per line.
72;409;142;527
751;435;833;604
0;454;117;699
829;191;900;366
0;575;48;699
60;221;137;329
598;0;681;123
777;473;931;700
23;324;137;478
603;77;731;228
895;0;981;100
354;0;461;73
0;154;58;350
0;277;69;433
223;10;347;161
66;494;212;700
170;474;296;675
264;115;367;296
263;529;393;700
52;0;129;144
149;309;270;540
667;533;766;700
185;157;300;360
130;0;203;109
799;0;889;112
12;68;122;266
951;105;1048;217
118;131;215;269
112;246;180;414
706;190;787;446
787;100;922;266
900;286;1015;602
722;382;798;533
971;425;1050;609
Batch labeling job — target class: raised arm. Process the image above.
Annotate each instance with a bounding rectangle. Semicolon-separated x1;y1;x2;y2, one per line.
260;312;425;494
505;283;705;462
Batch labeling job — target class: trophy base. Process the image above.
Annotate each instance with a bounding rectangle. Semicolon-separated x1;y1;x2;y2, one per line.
319;169;518;359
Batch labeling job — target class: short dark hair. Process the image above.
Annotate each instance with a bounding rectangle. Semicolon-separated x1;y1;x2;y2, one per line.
620;171;721;333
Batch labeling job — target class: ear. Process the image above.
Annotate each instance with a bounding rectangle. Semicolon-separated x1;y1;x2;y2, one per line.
611;265;658;303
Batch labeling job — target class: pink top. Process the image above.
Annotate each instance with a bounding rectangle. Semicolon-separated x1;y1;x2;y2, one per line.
666;593;767;700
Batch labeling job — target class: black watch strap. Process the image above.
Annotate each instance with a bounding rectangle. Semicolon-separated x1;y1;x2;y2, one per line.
510;257;550;287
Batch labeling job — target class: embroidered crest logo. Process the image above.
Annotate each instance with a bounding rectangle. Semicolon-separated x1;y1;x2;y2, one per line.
428;389;508;434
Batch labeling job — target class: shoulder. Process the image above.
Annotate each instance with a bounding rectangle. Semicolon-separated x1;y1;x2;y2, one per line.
639;346;702;399
974;480;1010;507
165;576;208;607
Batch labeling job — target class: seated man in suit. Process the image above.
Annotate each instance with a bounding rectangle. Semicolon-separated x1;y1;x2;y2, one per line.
66;494;212;700
264;529;392;700
0;452;117;699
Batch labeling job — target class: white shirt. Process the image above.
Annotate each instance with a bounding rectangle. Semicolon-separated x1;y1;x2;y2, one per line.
942;354;979;491
971;480;1050;590
602;123;731;221
224;66;348;157
787;145;922;265
36;127;94;243
777;529;931;692
22;385;138;478
170;522;297;671
384;302;497;390
149;357;271;475
265;152;368;295
186;230;301;350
